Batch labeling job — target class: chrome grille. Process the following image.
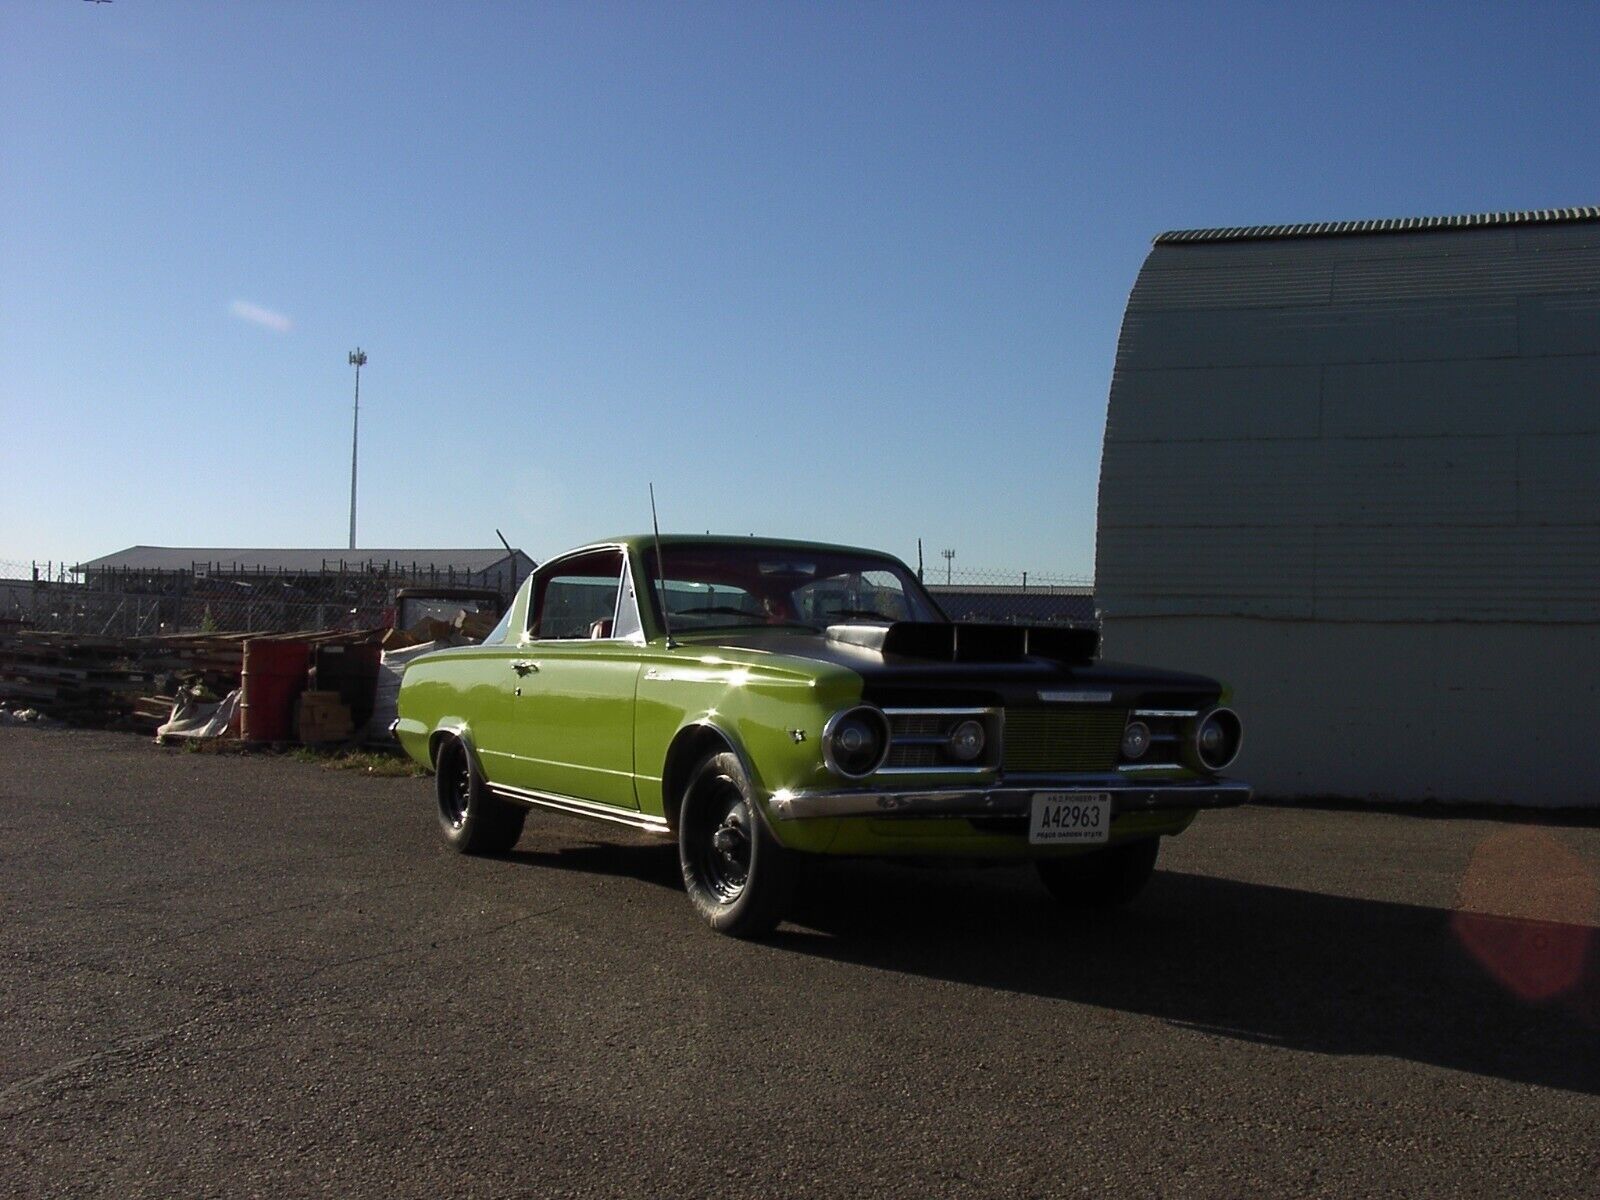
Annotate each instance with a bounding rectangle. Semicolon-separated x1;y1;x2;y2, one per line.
1002;709;1128;774
888;712;945;739
885;743;944;769
882;708;998;773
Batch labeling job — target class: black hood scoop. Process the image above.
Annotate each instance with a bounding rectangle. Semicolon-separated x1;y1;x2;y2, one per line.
824;621;1100;666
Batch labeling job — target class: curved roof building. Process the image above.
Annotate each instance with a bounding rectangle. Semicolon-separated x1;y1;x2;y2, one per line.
1096;209;1600;806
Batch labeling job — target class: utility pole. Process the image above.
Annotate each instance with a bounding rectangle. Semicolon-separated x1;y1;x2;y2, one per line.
347;348;367;550
941;548;955;585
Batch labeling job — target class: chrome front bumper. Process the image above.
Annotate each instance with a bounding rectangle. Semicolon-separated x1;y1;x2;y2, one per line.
768;776;1251;821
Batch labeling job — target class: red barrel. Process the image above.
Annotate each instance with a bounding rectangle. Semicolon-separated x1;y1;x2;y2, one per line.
240;639;311;742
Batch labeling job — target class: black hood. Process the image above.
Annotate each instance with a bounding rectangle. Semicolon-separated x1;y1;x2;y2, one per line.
696;622;1221;711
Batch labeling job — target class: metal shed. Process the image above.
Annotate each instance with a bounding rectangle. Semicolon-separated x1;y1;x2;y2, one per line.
1095;208;1600;806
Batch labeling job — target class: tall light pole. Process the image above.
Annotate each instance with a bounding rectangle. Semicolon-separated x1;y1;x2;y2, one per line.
941;548;955;584
347;348;367;550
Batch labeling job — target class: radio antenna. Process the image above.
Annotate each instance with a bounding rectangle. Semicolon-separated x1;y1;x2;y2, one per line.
649;483;677;648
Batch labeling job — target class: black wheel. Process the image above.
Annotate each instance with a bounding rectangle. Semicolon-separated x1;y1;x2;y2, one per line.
678;751;795;937
1035;837;1160;908
434;736;525;855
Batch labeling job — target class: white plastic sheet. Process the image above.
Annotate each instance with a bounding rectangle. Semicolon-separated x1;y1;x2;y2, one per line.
156;688;242;742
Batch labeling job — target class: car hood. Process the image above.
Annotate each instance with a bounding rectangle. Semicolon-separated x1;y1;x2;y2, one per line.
681;623;1221;710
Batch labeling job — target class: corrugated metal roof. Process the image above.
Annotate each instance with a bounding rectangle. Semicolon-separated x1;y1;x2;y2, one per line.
78;546;528;574
1155;207;1600;245
1103;205;1600;626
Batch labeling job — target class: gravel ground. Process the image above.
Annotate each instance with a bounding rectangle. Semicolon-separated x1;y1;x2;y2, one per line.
1;727;1597;1198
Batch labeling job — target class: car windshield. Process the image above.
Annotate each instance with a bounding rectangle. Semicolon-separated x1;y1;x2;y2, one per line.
640;543;946;632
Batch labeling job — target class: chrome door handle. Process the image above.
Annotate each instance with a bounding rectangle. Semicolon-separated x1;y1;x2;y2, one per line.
512;660;539;676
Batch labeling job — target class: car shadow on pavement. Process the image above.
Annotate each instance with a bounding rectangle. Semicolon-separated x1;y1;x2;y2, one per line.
500;840;684;890
771;862;1600;1096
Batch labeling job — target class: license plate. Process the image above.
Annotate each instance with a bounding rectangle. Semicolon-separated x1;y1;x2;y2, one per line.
1028;792;1112;845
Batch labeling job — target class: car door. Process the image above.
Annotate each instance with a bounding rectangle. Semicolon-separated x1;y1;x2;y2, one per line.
454;586;533;789
499;547;644;810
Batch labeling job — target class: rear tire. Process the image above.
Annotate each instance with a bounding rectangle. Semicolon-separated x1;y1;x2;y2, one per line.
1035;837;1160;908
435;736;525;855
678;752;795;938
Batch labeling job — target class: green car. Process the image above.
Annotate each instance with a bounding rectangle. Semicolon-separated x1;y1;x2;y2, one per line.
395;536;1248;936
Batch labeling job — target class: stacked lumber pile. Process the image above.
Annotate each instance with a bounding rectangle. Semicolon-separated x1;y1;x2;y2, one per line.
0;631;248;729
0;628;385;731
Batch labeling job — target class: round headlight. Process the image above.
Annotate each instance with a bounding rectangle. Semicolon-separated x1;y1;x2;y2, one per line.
1121;720;1151;760
947;718;986;763
822;706;890;778
1193;708;1242;771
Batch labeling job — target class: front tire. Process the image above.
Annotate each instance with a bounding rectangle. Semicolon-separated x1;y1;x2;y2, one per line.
1035;837;1160;908
435;736;525;855
678;752;795;938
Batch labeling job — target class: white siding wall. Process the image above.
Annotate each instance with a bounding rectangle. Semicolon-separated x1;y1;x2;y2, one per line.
1099;618;1600;807
1096;221;1600;806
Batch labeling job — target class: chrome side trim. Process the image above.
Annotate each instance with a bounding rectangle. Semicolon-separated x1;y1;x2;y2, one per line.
769;777;1251;821
1119;762;1185;773
489;782;672;836
1133;709;1199;718
480;747;637;779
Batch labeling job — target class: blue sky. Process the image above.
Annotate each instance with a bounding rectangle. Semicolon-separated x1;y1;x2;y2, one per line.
2;2;1596;580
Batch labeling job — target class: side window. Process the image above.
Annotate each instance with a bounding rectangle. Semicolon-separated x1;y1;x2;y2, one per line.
793;569;921;623
528;550;624;640
479;605;515;646
612;555;645;643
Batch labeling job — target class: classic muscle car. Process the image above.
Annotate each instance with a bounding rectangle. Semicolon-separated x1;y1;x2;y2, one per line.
395;536;1248;936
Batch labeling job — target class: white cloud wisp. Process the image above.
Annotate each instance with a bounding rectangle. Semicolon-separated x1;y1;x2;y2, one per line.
229;300;293;333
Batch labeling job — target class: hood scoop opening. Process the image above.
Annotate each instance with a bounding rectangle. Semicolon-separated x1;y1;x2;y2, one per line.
825;621;1099;666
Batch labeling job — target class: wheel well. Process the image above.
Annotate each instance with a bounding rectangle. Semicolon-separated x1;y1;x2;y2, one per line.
428;730;460;770
661;725;735;834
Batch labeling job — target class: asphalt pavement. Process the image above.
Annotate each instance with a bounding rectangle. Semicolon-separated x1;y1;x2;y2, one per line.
1;727;1596;1198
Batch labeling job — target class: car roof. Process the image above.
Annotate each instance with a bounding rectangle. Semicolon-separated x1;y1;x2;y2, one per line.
559;534;905;562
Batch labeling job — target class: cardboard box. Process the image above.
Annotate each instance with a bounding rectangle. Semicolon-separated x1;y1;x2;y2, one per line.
296;690;353;745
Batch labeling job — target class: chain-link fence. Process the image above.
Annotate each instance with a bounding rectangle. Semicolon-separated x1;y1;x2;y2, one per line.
2;558;1097;635
1;586;391;638
1;559;78;585
0;562;391;637
923;566;1092;589
924;567;1096;627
